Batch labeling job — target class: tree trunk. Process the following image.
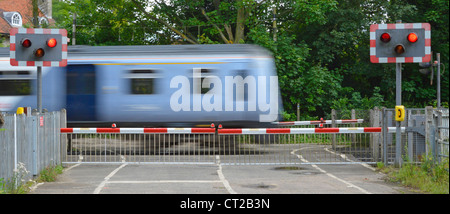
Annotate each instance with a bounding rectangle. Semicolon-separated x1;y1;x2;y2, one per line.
234;6;246;43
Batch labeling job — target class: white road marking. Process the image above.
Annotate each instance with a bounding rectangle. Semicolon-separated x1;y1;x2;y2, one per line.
90;160;236;194
107;180;221;184
291;148;372;194
216;155;237;194
94;163;127;194
63;163;81;172
323;147;376;171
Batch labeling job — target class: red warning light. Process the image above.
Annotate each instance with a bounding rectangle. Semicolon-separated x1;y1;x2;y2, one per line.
47;38;57;48
380;33;391;43
21;38;32;48
407;33;418;43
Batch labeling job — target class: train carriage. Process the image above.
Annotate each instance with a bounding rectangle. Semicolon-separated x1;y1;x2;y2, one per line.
0;44;282;127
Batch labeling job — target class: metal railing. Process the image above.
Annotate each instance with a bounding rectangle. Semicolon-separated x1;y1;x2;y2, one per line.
435;108;449;162
60;126;404;165
2;107;447;179
61;128;217;164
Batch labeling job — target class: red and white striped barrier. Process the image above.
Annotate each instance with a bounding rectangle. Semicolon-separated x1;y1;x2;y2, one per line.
273;119;364;126
60;127;215;134
218;127;404;135
61;127;405;135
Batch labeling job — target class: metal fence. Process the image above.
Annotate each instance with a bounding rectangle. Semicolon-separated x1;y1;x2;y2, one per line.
434;108;449;162
60;123;401;165
0;109;64;183
380;107;449;164
2;107;447;177
60;107;448;166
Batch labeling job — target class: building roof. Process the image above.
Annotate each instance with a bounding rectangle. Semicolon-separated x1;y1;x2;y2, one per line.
0;0;53;35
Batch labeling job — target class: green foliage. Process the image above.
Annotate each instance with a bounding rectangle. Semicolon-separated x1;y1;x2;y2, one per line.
0;162;32;194
53;0;159;45
248;26;339;117
331;87;385;112
37;165;64;183
388;157;449;194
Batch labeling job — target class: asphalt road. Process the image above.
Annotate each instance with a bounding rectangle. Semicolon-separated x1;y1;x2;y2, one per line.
23;160;425;211
30;161;415;194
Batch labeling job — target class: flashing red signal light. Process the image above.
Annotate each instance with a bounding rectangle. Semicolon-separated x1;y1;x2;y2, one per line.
47;38;57;48
407;33;418;43
380;33;391;43
34;48;45;58
21;38;32;48
394;44;405;54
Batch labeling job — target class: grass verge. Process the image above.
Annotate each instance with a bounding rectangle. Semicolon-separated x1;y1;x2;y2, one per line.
1;164;64;194
377;157;449;194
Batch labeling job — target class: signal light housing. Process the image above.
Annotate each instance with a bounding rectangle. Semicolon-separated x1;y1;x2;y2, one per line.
370;23;431;63
10;28;68;67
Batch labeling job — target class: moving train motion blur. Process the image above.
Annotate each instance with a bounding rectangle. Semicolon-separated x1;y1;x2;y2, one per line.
0;44;283;127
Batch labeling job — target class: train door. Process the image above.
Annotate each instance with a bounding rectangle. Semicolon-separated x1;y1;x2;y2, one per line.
66;64;96;121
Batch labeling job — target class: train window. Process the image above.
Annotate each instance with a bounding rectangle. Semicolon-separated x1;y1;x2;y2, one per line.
127;70;159;94
0;71;32;96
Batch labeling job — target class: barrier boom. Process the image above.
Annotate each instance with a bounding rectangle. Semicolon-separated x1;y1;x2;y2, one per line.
60;127;215;134
273;119;364;126
218;127;404;135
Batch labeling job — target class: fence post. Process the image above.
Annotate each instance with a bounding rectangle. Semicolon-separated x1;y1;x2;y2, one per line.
382;108;387;164
60;109;68;160
351;109;356;144
407;109;413;162
331;109;336;150
13;114;17;174
425;106;434;158
31;114;38;176
370;107;380;161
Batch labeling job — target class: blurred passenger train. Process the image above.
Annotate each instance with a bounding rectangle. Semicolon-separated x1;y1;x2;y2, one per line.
0;44;282;127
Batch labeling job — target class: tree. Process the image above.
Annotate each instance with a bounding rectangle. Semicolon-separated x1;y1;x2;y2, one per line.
53;0;162;45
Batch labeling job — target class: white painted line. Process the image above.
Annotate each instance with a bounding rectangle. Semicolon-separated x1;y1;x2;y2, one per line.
291;148;372;194
107;180;221;184
323;147;376;171
63;163;81;172
93;163;127;194
29;182;44;192
216;155;237;194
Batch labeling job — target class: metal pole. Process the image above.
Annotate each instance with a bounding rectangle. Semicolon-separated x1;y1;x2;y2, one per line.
37;66;42;113
272;6;277;42
72;13;76;45
382;108;387;165
437;53;440;108
394;19;403;167
395;62;402;167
